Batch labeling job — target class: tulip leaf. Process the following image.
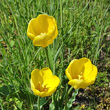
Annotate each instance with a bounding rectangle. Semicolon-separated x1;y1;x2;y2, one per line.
33;98;50;110
40;98;46;106
67;89;79;108
47;46;54;71
54;44;63;63
40;98;50;108
33;104;37;110
49;102;55;110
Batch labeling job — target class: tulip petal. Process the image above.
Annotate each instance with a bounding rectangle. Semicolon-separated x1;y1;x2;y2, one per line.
68;79;84;89
52;18;58;39
44;75;60;88
30;79;42;95
68;79;91;89
27;18;43;40
33;30;55;47
31;81;48;97
43;75;60;96
31;69;43;87
90;65;98;81
65;68;73;80
33;33;47;47
83;59;93;80
66;59;78;80
47;87;57;96
86;65;98;82
27;31;36;40
76;58;89;74
41;67;53;80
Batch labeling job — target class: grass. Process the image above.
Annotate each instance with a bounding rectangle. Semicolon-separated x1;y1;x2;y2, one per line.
0;0;110;110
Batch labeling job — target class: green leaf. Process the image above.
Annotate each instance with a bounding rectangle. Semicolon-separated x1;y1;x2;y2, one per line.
47;46;53;71
33;104;37;110
49;102;55;110
10;40;15;47
67;89;79;108
54;44;62;63
40;98;46;108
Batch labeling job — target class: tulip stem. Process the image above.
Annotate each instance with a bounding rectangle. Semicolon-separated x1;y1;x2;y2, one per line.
44;47;53;71
65;87;73;110
65;87;79;110
52;93;55;106
37;96;40;110
44;47;55;108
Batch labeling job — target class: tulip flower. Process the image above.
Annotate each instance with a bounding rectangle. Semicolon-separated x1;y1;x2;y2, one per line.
27;14;58;47
31;67;60;97
65;58;98;89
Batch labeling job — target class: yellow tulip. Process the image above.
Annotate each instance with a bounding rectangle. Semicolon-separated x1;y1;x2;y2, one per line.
65;58;98;89
27;14;58;47
31;67;60;97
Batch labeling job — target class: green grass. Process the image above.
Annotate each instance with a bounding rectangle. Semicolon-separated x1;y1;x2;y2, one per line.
0;0;110;110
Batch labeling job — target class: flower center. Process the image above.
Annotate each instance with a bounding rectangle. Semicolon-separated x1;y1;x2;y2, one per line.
36;82;48;92
78;75;83;79
40;33;46;35
78;72;83;80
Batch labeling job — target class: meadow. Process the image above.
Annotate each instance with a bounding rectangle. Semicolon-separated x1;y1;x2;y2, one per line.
0;0;110;110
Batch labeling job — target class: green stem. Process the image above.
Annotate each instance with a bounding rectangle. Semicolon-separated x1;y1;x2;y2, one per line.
65;87;72;110
37;96;40;110
44;47;55;108
44;47;53;71
65;87;79;110
52;94;54;102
